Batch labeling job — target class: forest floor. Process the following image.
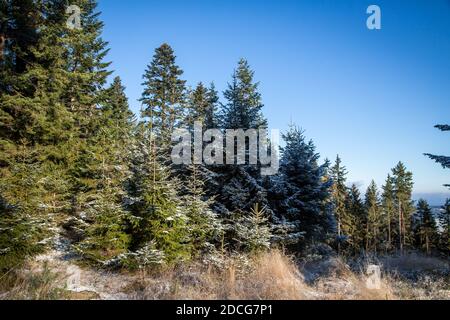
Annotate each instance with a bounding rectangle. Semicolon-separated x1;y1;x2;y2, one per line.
0;230;449;300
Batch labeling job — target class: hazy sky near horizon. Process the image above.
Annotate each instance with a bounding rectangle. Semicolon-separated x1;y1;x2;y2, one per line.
97;0;450;205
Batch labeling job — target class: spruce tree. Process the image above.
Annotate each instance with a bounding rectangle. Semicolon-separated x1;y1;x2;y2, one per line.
269;126;333;250
0;0;75;269
216;59;269;217
228;204;271;253
330;155;351;253
381;174;396;251
221;59;267;129
345;184;365;254
438;199;450;253
181;163;222;256
391;162;414;252
124;126;190;264
425;124;450;188
140;43;186;153
72;76;135;264
413;199;438;254
364;181;381;253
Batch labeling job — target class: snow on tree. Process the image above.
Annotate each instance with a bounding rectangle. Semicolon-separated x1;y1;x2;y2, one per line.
269;125;334;251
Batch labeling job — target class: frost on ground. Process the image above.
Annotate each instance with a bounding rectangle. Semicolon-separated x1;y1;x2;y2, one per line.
1;233;449;300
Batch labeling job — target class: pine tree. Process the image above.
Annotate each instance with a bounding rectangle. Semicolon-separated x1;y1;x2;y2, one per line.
215;59;269;217
0;0;75;269
140;43;186;153
184;82;219;130
364;181;381;253
102;76;135;130
71;76;135;264
221;59;267;129
124;125;190;265
181;163;222;256
391;162;414;252
413;199;438;255
269;126;334;251
425;124;450;188
330;155;351;253
438;199;450;253
381;174;396;251
223;204;271;253
345;184;365;254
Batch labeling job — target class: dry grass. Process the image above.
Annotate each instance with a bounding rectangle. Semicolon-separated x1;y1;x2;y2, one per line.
380;252;449;274
313;261;395;300
1;250;448;300
128;250;312;300
0;262;68;300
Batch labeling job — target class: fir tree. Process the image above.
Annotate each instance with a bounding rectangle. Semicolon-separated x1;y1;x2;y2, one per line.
223;204;271;253
364;181;381;253
330;155;350;253
413;199;438;255
0;0;74;269
438;199;450;252
71;76;135;264
140;43;186;152
345;184;365;254
124;125;190;264
381;174;396;251
391;162;414;251
215;59;269;217
181;163;222;256
425;124;450;189
269;126;334;250
221;58;267;129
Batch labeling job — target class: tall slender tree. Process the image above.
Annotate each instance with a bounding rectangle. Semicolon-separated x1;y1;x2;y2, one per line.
391;162;414;252
413;199;438;255
140;43;186;153
381;174;396;251
330;155;350;253
438;199;450;252
364;180;381;253
345;184;365;253
216;59;269;216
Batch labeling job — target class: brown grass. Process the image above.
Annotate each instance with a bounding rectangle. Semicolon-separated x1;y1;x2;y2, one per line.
1;250;448;300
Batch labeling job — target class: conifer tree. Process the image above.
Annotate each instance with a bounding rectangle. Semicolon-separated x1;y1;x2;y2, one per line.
223;204;271;253
269;126;334;250
330;155;350;253
1;0;74;269
364;181;381;253
124;126;190;264
413;199;438;254
345;184;365;253
140;43;186;153
72;76;135;264
181;163;222;255
216;59;269;217
391;162;414;251
438;199;450;252
425;124;450;188
381;175;396;251
221;59;267;129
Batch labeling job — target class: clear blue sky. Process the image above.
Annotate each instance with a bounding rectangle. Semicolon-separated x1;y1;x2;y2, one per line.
97;0;450;205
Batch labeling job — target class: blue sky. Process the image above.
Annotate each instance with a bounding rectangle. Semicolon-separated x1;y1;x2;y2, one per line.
97;0;450;205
